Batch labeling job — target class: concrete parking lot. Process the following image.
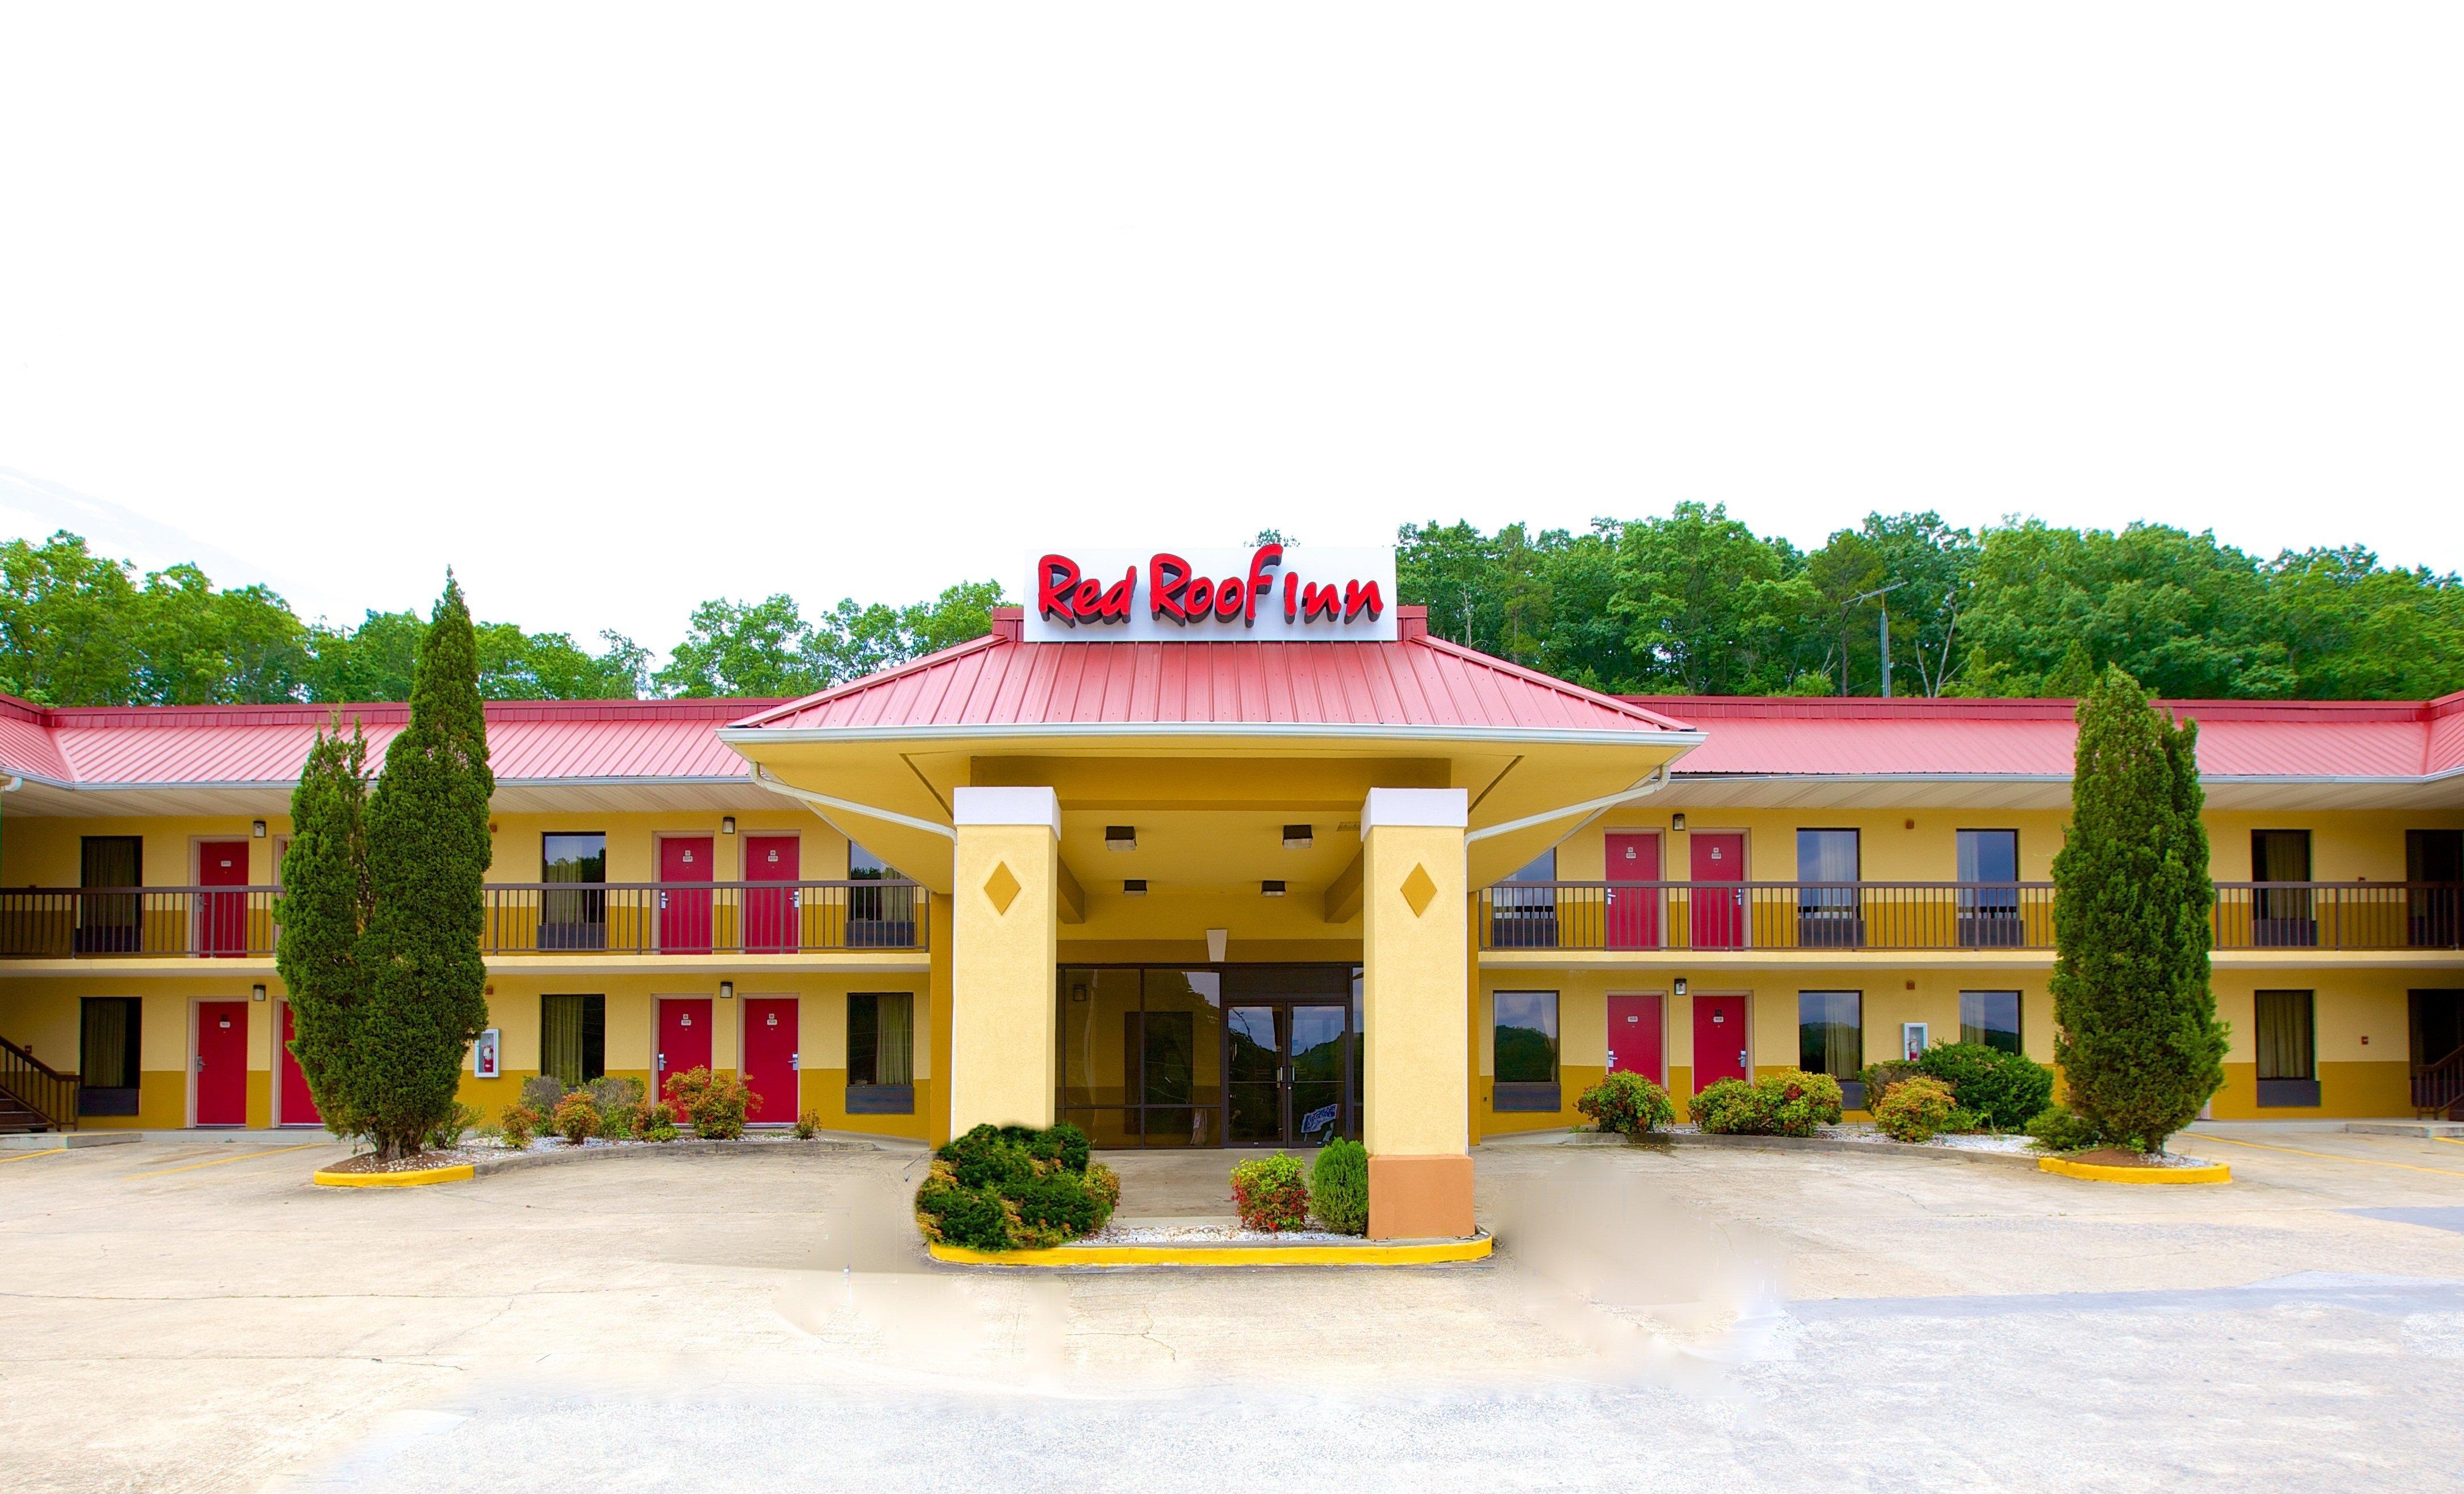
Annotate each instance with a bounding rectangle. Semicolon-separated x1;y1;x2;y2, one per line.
5;1124;2463;1492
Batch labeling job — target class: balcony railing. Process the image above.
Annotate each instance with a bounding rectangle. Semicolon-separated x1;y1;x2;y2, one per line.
0;880;928;958
1479;880;2464;953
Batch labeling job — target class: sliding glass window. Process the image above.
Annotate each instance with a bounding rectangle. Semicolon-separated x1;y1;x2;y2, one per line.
1957;831;2022;947
2251;831;2315;947
1796;830;1861;948
1493;990;1560;1112
847;992;915;1113
78;836;144;954
540;834;608;951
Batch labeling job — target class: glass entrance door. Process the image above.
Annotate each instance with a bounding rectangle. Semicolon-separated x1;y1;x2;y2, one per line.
1226;1001;1351;1146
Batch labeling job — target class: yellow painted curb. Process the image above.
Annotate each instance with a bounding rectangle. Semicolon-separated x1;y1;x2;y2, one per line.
926;1232;1494;1268
2038;1155;2229;1185
312;1163;476;1188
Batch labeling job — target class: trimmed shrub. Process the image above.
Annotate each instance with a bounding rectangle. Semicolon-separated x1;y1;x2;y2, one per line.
498;1100;543;1149
1576;1072;1678;1136
630;1098;674;1138
794;1109;823;1140
1309;1139;1370;1235
2025;1107;2104;1153
587;1075;645;1122
426;1101;483;1152
1874;1075;1957;1143
664;1067;758;1140
519;1074;566;1114
913;1122;1118;1252
599;1104;637;1141
550;1090;602;1145
1916;1043;2054;1132
1691;1071;1845;1137
1230;1151;1310;1233
1855;1060;1924;1117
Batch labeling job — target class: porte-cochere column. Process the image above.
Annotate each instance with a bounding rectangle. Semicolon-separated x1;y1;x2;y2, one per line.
1359;787;1474;1239
948;786;1060;1133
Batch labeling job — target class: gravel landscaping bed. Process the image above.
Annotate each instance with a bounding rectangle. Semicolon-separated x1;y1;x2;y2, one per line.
1083;1221;1366;1246
321;1132;883;1176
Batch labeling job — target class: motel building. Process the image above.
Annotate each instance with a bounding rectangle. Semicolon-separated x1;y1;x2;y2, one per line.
0;544;2459;1237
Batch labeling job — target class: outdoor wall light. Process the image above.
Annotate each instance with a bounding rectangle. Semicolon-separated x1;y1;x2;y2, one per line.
251;984;267;1001
1282;824;1314;849
1671;813;1688;832
722;816;737;835
719;981;735;1001
252;820;267;837
1105;825;1137;851
1673;978;1689;997
1261;880;1287;897
1123;879;1148;896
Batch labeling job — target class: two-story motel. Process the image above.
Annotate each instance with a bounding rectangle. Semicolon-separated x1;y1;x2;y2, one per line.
0;546;2458;1237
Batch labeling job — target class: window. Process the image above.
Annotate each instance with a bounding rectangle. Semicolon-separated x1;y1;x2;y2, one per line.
77;996;143;1116
2408;831;2463;948
540;834;608;951
2250;830;2315;948
847;992;916;1113
845;844;916;947
1799;991;1863;1104
1492;990;1560;1112
1957;830;2023;947
1796;829;1861;949
1960;991;2023;1055
2254;990;2319;1107
78;836;144;954
1490;850;1560;949
539;995;605;1086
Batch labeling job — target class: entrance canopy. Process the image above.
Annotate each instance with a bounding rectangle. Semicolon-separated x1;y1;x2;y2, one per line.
719;608;1702;908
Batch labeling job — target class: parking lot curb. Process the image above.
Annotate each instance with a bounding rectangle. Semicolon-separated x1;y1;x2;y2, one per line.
313;1163;476;1188
925;1230;1494;1268
2038;1155;2230;1184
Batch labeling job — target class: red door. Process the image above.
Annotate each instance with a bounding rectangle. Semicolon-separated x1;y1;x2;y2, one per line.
1692;994;1748;1091
744;836;800;953
198;839;251;956
1690;832;1747;949
742;997;798;1123
279;1003;321;1126
1607;993;1665;1083
659;837;714;953
1606;832;1662;949
657;998;714;1106
196;999;249;1125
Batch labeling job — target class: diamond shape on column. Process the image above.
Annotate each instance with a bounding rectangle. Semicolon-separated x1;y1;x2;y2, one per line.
1400;862;1438;917
983;861;1022;915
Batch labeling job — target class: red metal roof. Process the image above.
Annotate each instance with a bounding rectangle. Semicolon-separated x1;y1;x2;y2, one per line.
1629;692;2464;781
730;608;1691;736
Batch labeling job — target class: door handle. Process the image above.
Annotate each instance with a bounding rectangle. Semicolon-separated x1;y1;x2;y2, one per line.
1738;1049;1748;1067
194;1056;205;1071
659;891;669;910
658;1053;667;1071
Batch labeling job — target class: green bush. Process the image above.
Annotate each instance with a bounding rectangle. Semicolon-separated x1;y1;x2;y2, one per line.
1575;1072;1678;1136
550;1090;602;1145
794;1109;823;1140
1916;1043;2055;1132
664;1067;758;1140
498;1100;543;1149
630;1098;675;1138
1230;1151;1310;1233
425;1101;483;1152
599;1104;637;1141
519;1074;567;1114
1873;1075;1958;1143
2025;1107;2104;1153
913;1122;1118;1252
587;1075;645;1126
1691;1071;1845;1137
1855;1060;1923;1116
1309;1139;1370;1234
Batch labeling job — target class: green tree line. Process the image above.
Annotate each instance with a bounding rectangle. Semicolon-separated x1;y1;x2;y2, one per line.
0;530;1007;706
1395;506;2464;699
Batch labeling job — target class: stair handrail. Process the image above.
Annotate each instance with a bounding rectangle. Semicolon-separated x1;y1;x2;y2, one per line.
0;1034;80;1132
2412;1042;2464;1120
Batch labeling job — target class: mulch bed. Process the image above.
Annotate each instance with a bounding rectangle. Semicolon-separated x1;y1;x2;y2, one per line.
318;1147;487;1175
2068;1146;2166;1168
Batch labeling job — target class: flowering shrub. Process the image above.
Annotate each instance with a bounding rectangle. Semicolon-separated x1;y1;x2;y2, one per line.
914;1122;1115;1252
663;1067;759;1140
794;1109;823;1140
549;1090;602;1145
1691;1071;1845;1137
1229;1151;1311;1233
1309;1139;1370;1234
1575;1072;1678;1136
498;1100;544;1150
1874;1075;1958;1142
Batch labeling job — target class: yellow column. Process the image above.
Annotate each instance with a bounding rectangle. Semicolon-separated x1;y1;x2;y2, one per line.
948;787;1060;1133
1360;787;1474;1239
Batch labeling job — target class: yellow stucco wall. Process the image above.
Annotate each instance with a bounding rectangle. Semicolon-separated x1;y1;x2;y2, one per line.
1361;809;1468;1157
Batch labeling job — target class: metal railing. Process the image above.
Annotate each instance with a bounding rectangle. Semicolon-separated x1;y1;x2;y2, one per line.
0;880;928;958
0;1036;78;1131
1479;880;2464;953
2414;1045;2464;1120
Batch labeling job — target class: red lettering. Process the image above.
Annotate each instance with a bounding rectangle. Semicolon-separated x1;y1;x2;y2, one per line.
1344;579;1383;622
1214;576;1244;619
1301;581;1342;621
1037;554;1082;622
1149;553;1191;621
1072;578;1104;616
1094;567;1136;621
1185;575;1214;616
1243;545;1283;625
1283;572;1299;621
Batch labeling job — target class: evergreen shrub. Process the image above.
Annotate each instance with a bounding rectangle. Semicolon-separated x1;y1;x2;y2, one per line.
519;1075;567;1113
1575;1072;1678;1136
913;1122;1118;1251
1915;1043;2054;1132
426;1101;483;1152
1854;1060;1924;1117
1873;1075;1957;1143
1691;1071;1845;1137
2025;1107;2104;1153
1229;1151;1310;1232
1309;1139;1370;1234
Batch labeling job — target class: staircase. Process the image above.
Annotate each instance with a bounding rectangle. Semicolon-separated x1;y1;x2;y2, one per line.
2415;1045;2464;1121
0;1089;51;1133
0;1037;78;1133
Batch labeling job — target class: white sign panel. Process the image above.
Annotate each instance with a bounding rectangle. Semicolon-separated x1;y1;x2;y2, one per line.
1024;545;1398;642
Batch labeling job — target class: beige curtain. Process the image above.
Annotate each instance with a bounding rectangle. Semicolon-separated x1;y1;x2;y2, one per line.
875;994;914;1086
541;996;585;1087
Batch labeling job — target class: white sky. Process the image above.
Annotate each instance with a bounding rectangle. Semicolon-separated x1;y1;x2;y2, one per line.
1;5;2458;656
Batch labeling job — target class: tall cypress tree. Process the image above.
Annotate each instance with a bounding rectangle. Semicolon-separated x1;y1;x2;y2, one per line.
2050;665;2228;1151
356;575;495;1159
274;720;370;1136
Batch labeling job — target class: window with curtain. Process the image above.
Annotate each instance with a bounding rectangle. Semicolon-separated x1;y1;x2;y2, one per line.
848;992;915;1112
2250;830;2314;945
1798;991;1863;1079
78;836;144;953
1491;850;1559;948
540;834;608;950
1796;830;1861;947
1959;991;2022;1054
78;996;143;1114
1957;831;2021;944
2408;831;2463;948
539;994;605;1086
1493;990;1560;1112
845;845;914;946
2255;991;2315;1081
